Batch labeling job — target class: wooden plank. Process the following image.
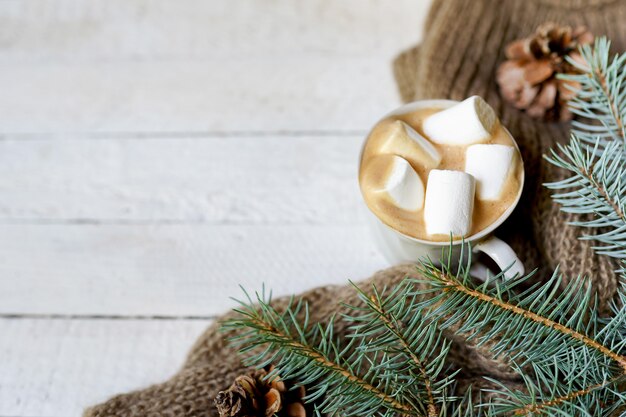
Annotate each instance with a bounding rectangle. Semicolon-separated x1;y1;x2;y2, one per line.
0;0;430;134
0;135;364;222
0;318;211;417
0;57;401;134
0;0;427;63
0;135;385;316
0;224;387;316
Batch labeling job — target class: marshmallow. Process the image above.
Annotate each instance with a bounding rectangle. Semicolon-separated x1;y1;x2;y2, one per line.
424;170;475;236
465;144;515;200
423;96;497;145
377;155;425;211
378;121;442;169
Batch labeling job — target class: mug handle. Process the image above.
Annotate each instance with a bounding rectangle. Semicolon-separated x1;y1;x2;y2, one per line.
472;236;524;281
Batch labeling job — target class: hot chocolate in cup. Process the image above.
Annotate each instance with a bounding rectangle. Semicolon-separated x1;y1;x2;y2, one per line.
358;99;525;280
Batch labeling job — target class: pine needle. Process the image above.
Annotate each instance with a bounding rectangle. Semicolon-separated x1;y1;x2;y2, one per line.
546;37;626;260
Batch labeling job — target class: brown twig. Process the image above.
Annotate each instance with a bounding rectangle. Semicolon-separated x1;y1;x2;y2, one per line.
512;374;625;415
580;165;626;224
594;66;626;145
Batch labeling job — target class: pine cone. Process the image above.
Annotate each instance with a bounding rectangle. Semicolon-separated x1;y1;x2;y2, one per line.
215;366;307;417
496;22;594;121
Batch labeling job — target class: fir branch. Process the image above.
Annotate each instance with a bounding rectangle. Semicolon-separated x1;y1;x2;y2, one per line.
510;374;625;416
561;37;626;147
224;243;626;415
547;37;626;260
423;264;626;371
485;358;626;416
246;317;408;412
415;249;626;415
224;289;429;416
224;251;626;415
347;282;454;417
367;290;438;417
545;136;626;258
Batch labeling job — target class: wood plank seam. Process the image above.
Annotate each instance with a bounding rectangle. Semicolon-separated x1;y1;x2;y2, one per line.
0;313;218;320
0;219;362;226
0;130;368;140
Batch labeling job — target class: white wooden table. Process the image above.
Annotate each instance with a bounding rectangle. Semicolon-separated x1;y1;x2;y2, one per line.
0;1;430;415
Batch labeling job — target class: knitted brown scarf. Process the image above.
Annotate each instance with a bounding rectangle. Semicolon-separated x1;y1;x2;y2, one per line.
85;0;626;415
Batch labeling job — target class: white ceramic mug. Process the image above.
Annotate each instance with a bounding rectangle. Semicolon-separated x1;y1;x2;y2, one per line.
361;99;525;280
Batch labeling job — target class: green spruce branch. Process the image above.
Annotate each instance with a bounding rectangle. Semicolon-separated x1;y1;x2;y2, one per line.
224;286;456;417
504;373;625;416
415;250;626;415
546;37;626;259
545;136;626;259
347;282;458;417
357;288;439;417
225;247;626;416
417;260;626;372
562;38;626;147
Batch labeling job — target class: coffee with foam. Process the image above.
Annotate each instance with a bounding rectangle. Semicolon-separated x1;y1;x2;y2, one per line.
359;97;523;242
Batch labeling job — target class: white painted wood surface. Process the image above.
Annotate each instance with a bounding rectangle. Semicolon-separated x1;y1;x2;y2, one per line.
0;0;431;415
0;0;427;134
0;135;365;223
0;318;211;417
1;224;384;316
